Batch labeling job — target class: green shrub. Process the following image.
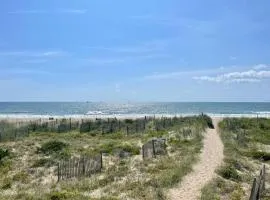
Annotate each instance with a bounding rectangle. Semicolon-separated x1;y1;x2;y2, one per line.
99;141;118;154
120;143;140;155
201;114;214;129
0;148;9;161
247;151;270;161
230;184;245;200
201;182;221;200
32;158;51;168
39;140;68;155
13;171;29;183
124;119;133;124
50;191;70;200
1;177;12;189
217;165;241;181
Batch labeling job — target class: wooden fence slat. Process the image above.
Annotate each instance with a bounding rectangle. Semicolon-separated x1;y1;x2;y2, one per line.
249;165;267;200
152;140;156;158
56;155;103;181
68;159;71;179
57;162;60;182
72;158;75;178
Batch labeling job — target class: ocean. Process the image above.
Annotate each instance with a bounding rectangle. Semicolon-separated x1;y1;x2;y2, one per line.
0;102;270;118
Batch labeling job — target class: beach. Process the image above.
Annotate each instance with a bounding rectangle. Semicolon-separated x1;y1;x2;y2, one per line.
0;108;269;199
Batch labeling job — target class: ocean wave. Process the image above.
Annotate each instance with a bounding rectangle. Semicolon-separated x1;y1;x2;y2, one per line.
0;113;270;119
252;111;270;114
85;111;106;115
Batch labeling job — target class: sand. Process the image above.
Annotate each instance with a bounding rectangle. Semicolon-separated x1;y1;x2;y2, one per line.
167;117;224;200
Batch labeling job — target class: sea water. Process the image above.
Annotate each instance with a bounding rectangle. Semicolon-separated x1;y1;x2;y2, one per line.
0;102;269;118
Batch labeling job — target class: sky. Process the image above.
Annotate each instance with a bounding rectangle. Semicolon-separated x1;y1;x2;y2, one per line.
0;0;270;102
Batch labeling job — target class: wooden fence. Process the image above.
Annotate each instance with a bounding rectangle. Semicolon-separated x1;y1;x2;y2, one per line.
0;124;29;142
142;138;167;159
249;165;266;200
1;115;209;142
57;154;102;181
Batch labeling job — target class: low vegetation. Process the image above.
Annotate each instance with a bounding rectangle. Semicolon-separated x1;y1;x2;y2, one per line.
0;115;211;200
201;117;270;200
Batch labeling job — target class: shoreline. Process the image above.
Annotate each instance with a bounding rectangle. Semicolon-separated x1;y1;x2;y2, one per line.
0;113;270;121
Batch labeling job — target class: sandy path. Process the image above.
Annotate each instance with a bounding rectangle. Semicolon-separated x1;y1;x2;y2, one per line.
168;118;224;200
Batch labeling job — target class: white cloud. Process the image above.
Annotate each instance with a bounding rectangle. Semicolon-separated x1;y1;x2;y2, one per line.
1;68;51;75
22;59;47;64
144;72;184;80
59;9;87;14
0;51;66;57
86;58;126;65
253;64;269;70
85;54;169;65
40;51;65;57
193;68;270;83
131;15;217;35
142;65;270;83
87;39;172;54
0;51;27;56
8;10;47;14
8;9;87;15
143;67;225;80
115;83;121;93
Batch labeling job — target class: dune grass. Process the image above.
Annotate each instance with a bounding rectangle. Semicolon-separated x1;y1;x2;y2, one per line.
201;117;270;200
0;115;210;200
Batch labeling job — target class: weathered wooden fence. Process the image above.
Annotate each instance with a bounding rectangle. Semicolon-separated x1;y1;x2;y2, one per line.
142;138;167;159
57;154;102;181
1;115;209;142
0;122;29;142
249;165;266;200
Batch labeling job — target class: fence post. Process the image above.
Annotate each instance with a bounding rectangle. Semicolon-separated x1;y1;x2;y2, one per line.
69;118;72;131
57;162;60;182
249;178;257;200
258;165;266;198
72;158;75;178
110;123;113;133
262;164;266;191
100;153;103;171
69;159;72;179
152;140;156;158
142;145;145;160
82;157;85;176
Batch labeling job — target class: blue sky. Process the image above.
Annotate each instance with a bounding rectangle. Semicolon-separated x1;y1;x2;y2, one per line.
1;0;270;102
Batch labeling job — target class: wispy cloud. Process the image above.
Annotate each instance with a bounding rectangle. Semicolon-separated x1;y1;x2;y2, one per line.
88;45;159;53
131;15;217;35
86;58;126;65
144;72;185;80
131;12;263;36
115;83;121;93
59;9;87;14
193;67;270;83
252;64;269;70
143;65;270;83
84;54;169;65
1;68;51;75
87;39;173;54
22;59;47;64
0;50;66;57
8;10;47;14
229;56;237;60
143;67;225;80
8;9;87;15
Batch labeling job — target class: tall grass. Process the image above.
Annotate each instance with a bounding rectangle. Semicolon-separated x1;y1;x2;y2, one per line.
201;117;270;200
